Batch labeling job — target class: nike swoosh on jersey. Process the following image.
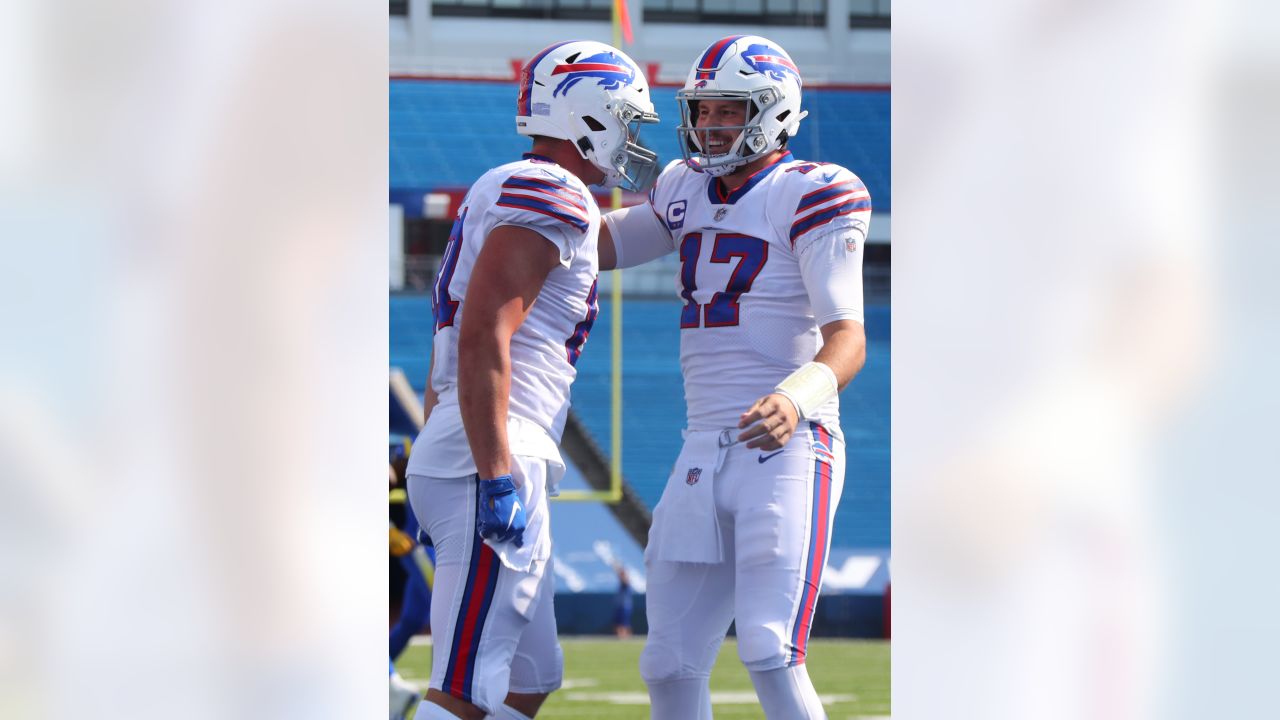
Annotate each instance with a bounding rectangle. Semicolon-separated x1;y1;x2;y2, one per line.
820;171;839;183
758;450;785;463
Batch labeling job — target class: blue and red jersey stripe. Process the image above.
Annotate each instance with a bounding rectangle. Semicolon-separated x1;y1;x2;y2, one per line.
795;180;867;213
501;176;587;212
788;422;835;666
495;194;590;232
444;480;503;702
789;196;872;245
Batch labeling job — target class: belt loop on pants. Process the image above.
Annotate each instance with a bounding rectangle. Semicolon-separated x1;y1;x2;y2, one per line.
714;427;739;474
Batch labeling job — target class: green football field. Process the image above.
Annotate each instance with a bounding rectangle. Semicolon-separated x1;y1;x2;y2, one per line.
397;637;890;719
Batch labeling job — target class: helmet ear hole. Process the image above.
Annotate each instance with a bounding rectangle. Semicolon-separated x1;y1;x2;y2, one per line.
776;109;791;123
582;115;607;132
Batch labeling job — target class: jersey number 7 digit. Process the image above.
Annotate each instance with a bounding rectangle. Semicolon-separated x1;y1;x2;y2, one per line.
679;233;769;329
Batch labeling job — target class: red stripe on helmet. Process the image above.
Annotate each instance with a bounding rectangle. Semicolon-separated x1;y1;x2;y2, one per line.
518;41;574;116
551;62;627;75
696;35;745;77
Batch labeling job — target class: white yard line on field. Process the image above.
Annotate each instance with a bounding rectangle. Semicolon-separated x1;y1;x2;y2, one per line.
563;691;858;705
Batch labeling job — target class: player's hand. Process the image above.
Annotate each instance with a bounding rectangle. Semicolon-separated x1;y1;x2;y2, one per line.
737;392;800;450
477;475;526;547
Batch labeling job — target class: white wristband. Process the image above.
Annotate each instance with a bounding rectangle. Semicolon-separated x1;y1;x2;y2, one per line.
774;361;839;419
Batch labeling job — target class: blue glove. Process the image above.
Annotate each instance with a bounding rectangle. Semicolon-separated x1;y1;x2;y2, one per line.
477;475;526;548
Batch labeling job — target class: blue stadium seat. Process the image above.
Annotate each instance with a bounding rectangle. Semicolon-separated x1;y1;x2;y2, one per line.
390;80;890;212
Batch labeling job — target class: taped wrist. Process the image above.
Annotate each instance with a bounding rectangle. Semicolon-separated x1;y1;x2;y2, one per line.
774;361;838;419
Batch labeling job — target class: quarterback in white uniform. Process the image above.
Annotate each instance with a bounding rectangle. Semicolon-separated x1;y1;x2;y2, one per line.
600;36;868;719
407;40;658;720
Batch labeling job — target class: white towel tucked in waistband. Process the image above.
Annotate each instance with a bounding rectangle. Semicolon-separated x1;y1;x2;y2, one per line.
487;455;553;574
646;430;728;564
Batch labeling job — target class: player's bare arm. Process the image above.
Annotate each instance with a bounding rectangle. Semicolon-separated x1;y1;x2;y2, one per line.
456;225;562;480
599;221;618;271
738;320;866;450
814;319;867;387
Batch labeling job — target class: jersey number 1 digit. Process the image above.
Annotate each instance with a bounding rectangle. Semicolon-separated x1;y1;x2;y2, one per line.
678;232;769;329
431;208;467;332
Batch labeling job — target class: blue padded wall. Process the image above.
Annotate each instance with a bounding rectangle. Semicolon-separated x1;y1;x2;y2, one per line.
390;296;890;549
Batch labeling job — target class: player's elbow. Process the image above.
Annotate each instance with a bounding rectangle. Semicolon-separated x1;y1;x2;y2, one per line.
457;319;510;378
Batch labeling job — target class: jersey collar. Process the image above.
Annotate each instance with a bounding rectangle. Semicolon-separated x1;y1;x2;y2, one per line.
707;151;794;206
522;152;557;164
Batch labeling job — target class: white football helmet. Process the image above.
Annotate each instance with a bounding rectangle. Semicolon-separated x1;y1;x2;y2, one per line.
516;40;660;190
677;35;808;177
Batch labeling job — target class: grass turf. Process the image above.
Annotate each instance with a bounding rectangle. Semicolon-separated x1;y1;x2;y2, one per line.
397;637;889;719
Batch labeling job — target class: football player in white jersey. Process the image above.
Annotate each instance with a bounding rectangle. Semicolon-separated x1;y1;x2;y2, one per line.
600;35;869;719
406;40;658;720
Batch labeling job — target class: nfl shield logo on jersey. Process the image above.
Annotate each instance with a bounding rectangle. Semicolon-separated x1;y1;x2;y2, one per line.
686;467;702;485
714;207;728;221
847;218;866;252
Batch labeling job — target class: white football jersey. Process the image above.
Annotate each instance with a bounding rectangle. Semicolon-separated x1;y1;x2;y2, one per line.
644;153;869;435
407;154;601;480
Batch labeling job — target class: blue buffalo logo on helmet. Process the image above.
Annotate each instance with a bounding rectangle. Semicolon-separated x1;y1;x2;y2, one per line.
551;51;637;97
740;43;801;84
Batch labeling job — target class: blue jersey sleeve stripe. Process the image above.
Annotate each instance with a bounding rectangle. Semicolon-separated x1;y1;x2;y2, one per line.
796;182;867;213
501;178;587;210
497;191;589;223
503;174;575;192
496;196;590;232
789;198;872;243
500;185;587;213
800;180;863;202
504;174;578;195
497;192;588;221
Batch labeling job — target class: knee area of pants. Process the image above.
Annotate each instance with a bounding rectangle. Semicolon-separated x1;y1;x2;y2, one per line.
735;626;788;670
509;644;564;692
640;644;687;684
